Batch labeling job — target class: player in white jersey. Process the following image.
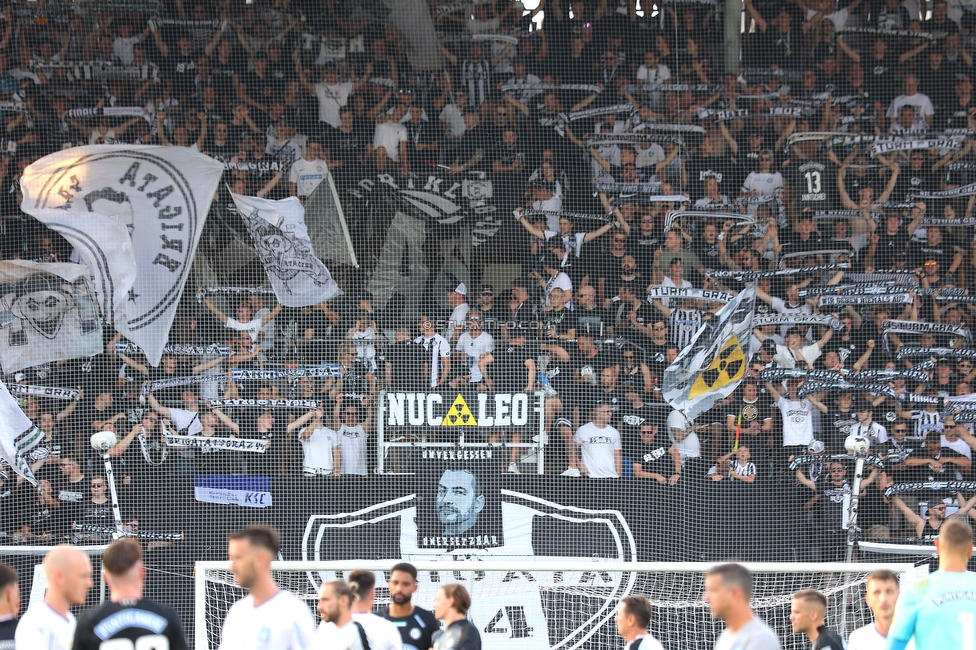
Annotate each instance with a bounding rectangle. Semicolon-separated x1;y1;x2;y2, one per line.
846;569;899;650
888;517;976;650
314;580;366;650
347;570;403;650
703;563;781;650
615;595;666;650
15;545;93;650
219;525;315;650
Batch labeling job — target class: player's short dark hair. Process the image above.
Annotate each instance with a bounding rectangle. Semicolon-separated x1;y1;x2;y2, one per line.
228;525;280;556
440;583;471;615
792;589;827;615
102;538;143;576
867;569;899;588
390;562;418;581
322;579;354;606
347;569;376;601
706;563;754;599
0;563;17;591
940;517;975;552
620;595;652;628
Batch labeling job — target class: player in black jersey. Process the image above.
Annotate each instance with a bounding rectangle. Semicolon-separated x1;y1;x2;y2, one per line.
73;539;188;650
0;563;18;650
433;584;481;650
381;563;439;650
789;589;846;650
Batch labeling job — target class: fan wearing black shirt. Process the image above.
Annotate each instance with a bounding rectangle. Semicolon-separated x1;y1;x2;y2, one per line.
73;538;188;650
0;563;18;649
433;584;481;650
867;213;910;270
628;420;682;486
789;589;845;650
382;563;440;650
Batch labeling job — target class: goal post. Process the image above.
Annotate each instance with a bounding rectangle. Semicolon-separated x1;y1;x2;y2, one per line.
193;560;927;650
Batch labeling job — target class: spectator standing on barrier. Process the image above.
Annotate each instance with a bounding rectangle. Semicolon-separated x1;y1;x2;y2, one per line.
0;563;18;645
289;407;340;478
15;546;92;650
416;312;452;389
573;402;623;478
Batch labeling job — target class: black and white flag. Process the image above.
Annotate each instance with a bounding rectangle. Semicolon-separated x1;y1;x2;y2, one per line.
230;191;342;307
0;379;40;486
20;146;224;366
0;260;101;373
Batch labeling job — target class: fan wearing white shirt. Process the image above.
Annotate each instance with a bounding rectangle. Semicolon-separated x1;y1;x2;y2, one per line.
615;595;666;650
347;570;404;650
451;310;494;388
289;140;330;201
288;407;340;477
219;526;315;650
314;580;366;650
847;569;899;650
886;74;935;126
200;292;283;345
15;546;93;650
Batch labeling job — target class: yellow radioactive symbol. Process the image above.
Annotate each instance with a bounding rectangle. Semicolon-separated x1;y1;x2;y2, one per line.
689;334;746;398
440;394;479;426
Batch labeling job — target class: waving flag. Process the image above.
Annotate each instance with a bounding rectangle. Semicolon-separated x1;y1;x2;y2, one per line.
0;379;41;486
662;284;756;422
20;145;223;366
0;260;101;373
230;190;343;307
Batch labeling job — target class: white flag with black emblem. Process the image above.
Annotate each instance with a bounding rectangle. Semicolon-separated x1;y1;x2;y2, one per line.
230;190;343;307
662;283;756;422
20;145;224;366
0;260;102;373
0;378;41;486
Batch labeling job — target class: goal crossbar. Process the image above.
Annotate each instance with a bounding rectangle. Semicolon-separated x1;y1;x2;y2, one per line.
193;560;924;650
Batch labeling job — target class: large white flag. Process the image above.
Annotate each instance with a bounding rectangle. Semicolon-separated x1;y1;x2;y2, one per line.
20;146;224;366
0;260;102;373
230;190;343;307
662;284;756;422
0;379;41;486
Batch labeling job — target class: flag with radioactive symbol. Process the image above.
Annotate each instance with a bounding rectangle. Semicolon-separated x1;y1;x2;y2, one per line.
662;283;756;422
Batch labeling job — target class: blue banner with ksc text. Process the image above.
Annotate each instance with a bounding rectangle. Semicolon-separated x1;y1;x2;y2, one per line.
193;475;272;508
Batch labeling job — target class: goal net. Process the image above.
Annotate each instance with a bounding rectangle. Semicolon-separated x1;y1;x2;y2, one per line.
193;560;927;650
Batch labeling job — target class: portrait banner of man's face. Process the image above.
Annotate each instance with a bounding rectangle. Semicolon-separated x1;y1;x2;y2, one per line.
418;455;503;550
0;260;102;374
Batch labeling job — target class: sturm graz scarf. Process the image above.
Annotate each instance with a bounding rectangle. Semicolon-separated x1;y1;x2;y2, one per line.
819;293;913;306
883;320;971;343
897;347;976;360
790;454;885;470
206;399;319;410
799;380;896;398
856;368;931;385
6;383;80;401
870;138;960;157
142;375;214;395
911;183;976;199
647;286;735;303
165;434;269;453
569;104;636;122
231;367;341;380
706;264;847;280
195;286;276;302
116;342;231;357
884;480;976;498
752;314;843;330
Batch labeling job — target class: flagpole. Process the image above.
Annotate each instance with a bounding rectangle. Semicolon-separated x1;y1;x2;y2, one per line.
326;171;359;269
101;451;126;540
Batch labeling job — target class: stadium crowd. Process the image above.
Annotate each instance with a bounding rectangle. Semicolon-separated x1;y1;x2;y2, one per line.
3;0;976;566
